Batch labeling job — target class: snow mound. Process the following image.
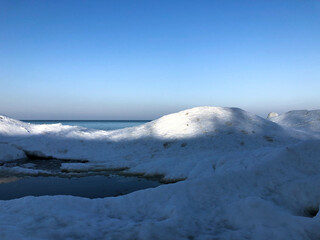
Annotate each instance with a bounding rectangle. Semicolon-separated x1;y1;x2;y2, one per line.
1;106;284;139
143;106;282;138
0;143;26;162
108;106;288;141
269;109;320;135
0;107;306;179
0;115;30;135
0;114;80;137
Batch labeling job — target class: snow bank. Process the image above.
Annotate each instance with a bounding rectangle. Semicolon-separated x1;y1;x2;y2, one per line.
269;109;320;135
0;106;320;240
0;143;26;162
0;107;306;179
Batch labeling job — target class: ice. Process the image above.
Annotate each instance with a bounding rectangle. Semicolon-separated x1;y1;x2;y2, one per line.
0;106;320;239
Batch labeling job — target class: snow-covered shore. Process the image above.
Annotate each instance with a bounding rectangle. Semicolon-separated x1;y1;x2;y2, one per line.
0;107;320;239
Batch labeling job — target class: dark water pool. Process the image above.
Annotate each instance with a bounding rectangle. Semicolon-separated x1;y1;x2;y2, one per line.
0;175;161;200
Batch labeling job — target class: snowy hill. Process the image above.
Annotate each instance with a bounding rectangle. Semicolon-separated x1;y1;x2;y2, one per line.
0;106;320;240
0;107;303;179
268;109;320;135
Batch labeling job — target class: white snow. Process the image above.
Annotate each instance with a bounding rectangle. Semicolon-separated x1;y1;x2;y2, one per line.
269;109;320;136
0;143;26;162
267;111;279;119
0;106;320;239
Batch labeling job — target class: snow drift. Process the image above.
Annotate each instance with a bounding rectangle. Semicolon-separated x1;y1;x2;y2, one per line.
0;107;306;179
0;106;320;240
268;109;320;136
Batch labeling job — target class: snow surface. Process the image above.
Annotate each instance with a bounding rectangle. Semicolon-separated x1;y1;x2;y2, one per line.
0;143;26;162
0;107;320;239
269;109;320;136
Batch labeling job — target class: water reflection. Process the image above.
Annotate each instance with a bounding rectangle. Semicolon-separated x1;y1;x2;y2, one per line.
0;175;160;200
0;176;20;184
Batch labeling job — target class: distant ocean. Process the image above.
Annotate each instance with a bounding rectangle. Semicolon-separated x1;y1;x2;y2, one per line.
22;120;150;131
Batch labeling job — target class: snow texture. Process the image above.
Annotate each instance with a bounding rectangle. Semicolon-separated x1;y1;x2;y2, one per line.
269;109;320;136
0;143;26;162
0;107;320;240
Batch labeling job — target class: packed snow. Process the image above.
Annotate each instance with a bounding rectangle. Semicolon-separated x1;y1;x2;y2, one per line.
0;143;26;162
268;110;320;136
0;107;320;239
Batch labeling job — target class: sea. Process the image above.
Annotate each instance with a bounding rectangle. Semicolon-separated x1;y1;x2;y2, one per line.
21;120;150;131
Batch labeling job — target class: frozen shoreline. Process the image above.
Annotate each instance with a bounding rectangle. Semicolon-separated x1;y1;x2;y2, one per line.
0;107;320;239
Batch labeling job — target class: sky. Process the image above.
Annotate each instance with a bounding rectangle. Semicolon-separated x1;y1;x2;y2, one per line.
0;0;320;120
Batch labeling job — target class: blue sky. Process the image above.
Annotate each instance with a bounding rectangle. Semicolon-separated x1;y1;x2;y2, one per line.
0;0;319;120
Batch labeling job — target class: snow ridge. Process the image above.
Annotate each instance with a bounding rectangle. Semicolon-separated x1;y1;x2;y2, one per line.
269;109;320;135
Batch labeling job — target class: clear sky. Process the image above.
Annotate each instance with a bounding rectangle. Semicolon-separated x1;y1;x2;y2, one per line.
1;0;319;120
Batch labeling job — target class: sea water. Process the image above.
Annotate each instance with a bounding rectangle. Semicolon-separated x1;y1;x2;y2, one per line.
22;120;150;131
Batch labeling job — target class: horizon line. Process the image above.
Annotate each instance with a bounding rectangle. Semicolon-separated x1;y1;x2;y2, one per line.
20;119;152;122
